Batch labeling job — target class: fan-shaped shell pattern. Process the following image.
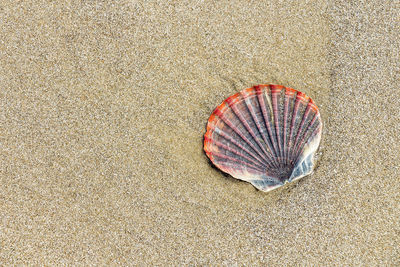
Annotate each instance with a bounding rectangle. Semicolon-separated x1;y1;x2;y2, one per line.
204;84;322;192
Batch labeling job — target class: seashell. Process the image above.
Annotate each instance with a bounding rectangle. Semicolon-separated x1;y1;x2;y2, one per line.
204;84;322;192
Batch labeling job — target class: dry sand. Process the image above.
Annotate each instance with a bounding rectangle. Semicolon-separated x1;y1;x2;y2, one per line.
0;0;399;265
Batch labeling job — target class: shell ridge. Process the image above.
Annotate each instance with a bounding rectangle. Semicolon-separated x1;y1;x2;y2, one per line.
228;98;278;167
264;87;280;158
287;92;306;164
241;89;281;169
214;109;273;165
210;137;268;169
283;88;296;165
290;105;311;161
217;164;266;182
282;90;290;165
210;122;274;169
293;114;318;157
290;101;316;162
257;87;280;158
210;151;266;173
212;128;276;169
277;87;288;166
289;124;322;182
271;88;283;162
292;114;321;163
242;92;276;158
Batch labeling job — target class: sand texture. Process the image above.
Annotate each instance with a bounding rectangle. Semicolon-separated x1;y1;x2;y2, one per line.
1;0;399;265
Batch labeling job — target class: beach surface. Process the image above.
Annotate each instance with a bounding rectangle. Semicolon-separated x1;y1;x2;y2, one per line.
1;0;399;265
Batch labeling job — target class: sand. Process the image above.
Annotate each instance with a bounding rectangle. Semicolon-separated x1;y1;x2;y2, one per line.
0;0;399;265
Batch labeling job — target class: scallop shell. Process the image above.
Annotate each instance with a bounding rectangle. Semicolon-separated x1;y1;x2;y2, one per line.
204;84;322;192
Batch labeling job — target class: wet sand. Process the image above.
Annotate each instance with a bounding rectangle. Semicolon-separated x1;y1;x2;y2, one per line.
1;0;399;265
